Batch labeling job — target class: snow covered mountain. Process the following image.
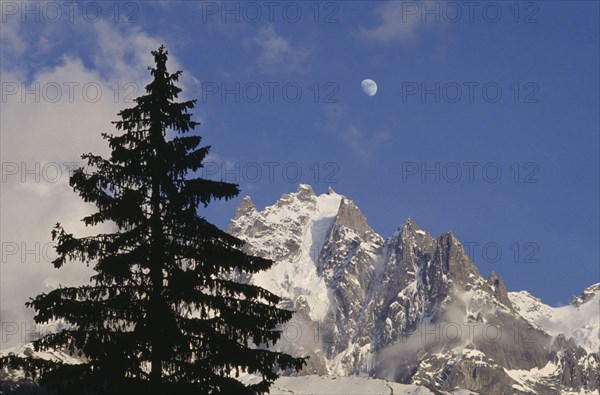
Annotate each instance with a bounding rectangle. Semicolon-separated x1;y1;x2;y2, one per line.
2;184;598;394
227;184;600;395
0;343;85;393
509;285;600;355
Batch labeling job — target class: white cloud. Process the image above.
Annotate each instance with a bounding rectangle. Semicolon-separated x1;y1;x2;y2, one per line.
90;21;165;82
359;1;427;45
244;25;310;74
0;21;193;349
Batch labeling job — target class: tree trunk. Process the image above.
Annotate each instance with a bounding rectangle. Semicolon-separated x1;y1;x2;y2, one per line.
149;149;164;386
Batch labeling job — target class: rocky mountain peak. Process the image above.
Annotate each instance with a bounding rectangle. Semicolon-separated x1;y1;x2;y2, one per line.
225;185;599;394
399;217;436;247
403;215;417;229
232;196;256;220
431;232;481;290
330;197;376;241
295;183;316;199
484;272;513;309
272;184;317;210
227;196;259;235
398;216;420;236
571;283;600;307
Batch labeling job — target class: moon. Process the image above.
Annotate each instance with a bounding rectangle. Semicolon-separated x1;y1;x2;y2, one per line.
361;79;378;96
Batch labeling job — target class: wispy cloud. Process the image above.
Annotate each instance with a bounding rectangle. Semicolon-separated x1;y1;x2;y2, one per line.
244;25;310;73
359;1;427;45
324;102;348;129
324;104;391;160
342;126;392;160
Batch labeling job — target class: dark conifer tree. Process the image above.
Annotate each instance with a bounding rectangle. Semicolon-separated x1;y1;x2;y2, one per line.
0;46;305;394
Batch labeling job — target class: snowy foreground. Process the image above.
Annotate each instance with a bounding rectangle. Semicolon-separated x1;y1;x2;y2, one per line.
241;375;477;394
0;345;469;394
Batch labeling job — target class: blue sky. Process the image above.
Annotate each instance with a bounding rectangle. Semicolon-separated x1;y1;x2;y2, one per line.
1;1;598;312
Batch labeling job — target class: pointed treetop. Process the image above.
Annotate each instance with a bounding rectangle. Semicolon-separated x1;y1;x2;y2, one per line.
149;45;168;73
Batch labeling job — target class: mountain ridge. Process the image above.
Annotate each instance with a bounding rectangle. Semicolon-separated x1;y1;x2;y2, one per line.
2;184;598;395
227;184;599;394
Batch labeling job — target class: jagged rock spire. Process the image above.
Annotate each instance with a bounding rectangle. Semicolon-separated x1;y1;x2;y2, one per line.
296;183;316;199
234;196;256;218
484;272;513;309
331;197;375;240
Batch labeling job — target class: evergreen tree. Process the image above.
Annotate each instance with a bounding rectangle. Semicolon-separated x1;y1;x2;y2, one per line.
1;46;305;394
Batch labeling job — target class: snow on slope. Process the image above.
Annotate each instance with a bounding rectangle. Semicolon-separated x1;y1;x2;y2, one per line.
0;343;84;365
230;185;342;321
509;284;600;354
0;343;85;382
263;375;429;394
503;361;560;394
504;361;600;395
242;374;480;394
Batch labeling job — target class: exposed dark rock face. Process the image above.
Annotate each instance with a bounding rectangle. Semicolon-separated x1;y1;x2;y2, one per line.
482;272;513;310
552;335;600;391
